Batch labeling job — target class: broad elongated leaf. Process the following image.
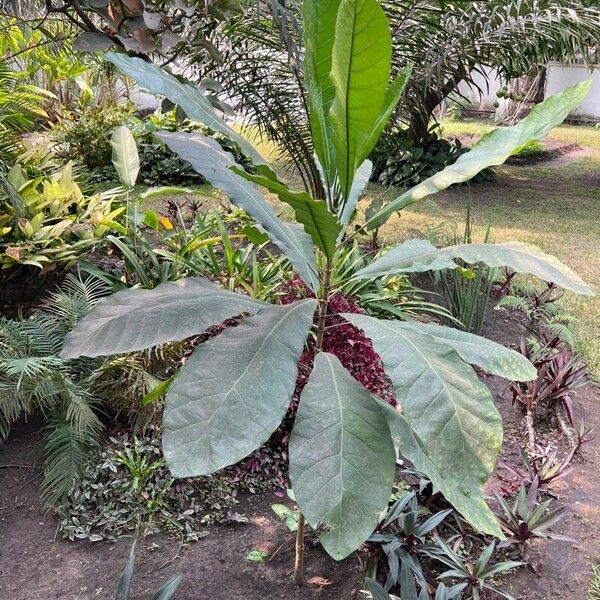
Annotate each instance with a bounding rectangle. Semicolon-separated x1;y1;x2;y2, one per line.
60;278;267;359
303;0;341;186
340;159;373;226
155;131;319;290
344;314;503;537
378;401;503;538
231;167;341;259
289;353;395;560
396;321;536;382
366;80;592;229
363;65;413;158
105;52;266;167
164;300;317;476
330;0;392;200
353;239;593;295
111;126;139;188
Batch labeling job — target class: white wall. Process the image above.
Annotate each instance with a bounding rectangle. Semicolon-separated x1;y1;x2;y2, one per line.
456;66;505;110
457;63;600;121
545;62;600;120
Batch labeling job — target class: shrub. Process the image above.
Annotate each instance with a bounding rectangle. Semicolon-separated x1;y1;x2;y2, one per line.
371;130;464;187
53;105;133;170
371;129;496;189
53;107;257;186
0;161;123;281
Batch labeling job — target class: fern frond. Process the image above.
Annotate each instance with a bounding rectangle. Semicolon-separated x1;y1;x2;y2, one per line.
496;295;531;315
545;323;576;348
41;400;103;508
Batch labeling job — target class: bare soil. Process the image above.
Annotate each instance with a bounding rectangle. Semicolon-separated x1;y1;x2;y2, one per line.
1;309;598;599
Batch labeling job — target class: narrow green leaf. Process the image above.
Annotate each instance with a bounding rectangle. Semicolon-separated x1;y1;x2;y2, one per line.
231;167;341;259
353;239;593;295
155;131;319;290
344;314;504;538
116;541;136;600
303;0;341;185
142;374;176;405
164;300;317;476
111;126;139;189
397;321;536;381
366;80;593;229
289;353;395;560
60;278;267;359
152;575;183;600
105;52;267;167
330;0;392;201
339;159;372;226
139;186;194;199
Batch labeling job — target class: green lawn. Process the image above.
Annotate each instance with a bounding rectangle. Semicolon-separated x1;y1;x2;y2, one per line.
368;121;600;376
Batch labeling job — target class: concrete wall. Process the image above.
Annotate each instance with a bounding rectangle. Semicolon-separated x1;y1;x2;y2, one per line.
545;62;600;120
457;64;600;121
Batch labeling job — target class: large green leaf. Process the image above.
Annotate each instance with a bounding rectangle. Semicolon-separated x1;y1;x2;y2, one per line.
363;65;412;159
164;300;317;477
344;314;503;537
330;0;392;201
110;125;139;189
303;0;341;186
231;167;341;260
366;80;592;229
289;352;395;560
105;52;266;167
155;131;319;290
353;239;593;295
60;278;267;359
398;321;536;382
377;400;503;539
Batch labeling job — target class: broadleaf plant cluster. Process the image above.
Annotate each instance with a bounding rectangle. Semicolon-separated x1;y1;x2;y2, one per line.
62;0;593;583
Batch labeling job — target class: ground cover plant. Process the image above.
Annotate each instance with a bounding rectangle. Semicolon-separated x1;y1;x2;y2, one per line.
60;0;594;590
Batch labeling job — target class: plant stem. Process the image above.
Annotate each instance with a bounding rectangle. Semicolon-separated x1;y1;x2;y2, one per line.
293;258;333;586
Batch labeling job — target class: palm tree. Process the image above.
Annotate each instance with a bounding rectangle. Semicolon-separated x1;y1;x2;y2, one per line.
199;0;600;191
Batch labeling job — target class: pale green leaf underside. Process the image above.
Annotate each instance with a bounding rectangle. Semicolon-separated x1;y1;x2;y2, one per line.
344;314;503;536
60;278;267;358
110;125;139;188
398;321;536;382
155;131;319;290
289;353;395;560
353;239;593;296
164;300;317;477
366;80;592;228
105;52;266;167
378;400;503;538
330;0;392;200
231;167;342;260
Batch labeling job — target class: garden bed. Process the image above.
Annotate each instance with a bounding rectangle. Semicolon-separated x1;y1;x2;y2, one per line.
1;305;598;600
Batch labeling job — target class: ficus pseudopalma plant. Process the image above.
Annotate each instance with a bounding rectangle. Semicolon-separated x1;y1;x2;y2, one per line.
63;0;593;584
